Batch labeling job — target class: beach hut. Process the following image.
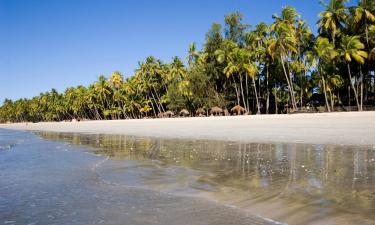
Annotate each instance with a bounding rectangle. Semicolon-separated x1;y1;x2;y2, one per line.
210;106;223;116
164;110;175;118
231;105;246;115
179;109;190;117
195;108;206;117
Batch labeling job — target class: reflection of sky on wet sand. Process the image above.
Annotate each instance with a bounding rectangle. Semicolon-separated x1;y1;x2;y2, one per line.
39;132;375;225
0;130;274;225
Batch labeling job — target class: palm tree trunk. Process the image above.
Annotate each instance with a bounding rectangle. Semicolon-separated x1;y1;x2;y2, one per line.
245;73;250;112
152;87;165;113
280;55;297;111
300;68;308;108
232;76;240;105
321;75;331;112
348;86;351;110
347;64;361;110
147;96;157;117
252;77;260;114
150;91;161;114
360;67;364;111
275;85;278;114
239;75;247;111
365;22;369;46
329;90;334;111
287;63;298;110
300;87;303;109
266;66;269;114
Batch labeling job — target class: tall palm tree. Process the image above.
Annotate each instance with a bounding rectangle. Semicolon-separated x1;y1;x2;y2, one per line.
269;7;300;111
188;42;199;67
318;0;348;46
168;57;186;82
94;75;111;118
351;1;375;107
246;22;270;113
338;35;368;110
242;53;261;114
109;71;124;90
215;40;241;105
352;0;375;46
314;37;338;112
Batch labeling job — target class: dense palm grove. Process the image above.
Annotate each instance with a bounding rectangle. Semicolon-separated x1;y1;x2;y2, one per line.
1;0;375;123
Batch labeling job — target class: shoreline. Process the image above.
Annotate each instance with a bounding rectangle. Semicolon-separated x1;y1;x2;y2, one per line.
1;111;375;146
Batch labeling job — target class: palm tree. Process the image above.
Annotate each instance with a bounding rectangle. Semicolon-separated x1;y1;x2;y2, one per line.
269;6;300;111
94;75;111;118
188;42;199;67
294;20;314;108
243;54;261;114
135;57;166;114
318;0;348;46
370;25;375;59
168;57;186;82
245;22;270;113
215;40;241;105
314;37;338;112
338;35;368;110
351;1;375;107
352;0;375;46
326;74;344;109
109;71;123;90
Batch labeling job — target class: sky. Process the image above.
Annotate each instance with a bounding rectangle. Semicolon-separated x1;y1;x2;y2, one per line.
0;0;351;104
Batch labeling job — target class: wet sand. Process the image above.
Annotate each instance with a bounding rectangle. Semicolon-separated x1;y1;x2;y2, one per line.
0;130;275;225
1;111;375;146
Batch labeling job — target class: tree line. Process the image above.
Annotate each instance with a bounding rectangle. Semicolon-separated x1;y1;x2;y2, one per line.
1;0;374;123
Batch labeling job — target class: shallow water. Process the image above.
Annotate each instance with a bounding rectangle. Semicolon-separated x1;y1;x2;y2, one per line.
1;130;375;225
0;129;274;225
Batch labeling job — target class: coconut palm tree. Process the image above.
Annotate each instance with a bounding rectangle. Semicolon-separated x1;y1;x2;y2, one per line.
314;37;338;112
337;35;368;110
109;71;123;90
269;6;300;111
244;58;260;114
352;0;375;46
168;57;186;82
351;1;375;106
215;40;241;105
318;0;348;46
188;42;200;67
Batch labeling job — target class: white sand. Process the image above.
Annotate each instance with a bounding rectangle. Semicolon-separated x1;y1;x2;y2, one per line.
1;111;375;146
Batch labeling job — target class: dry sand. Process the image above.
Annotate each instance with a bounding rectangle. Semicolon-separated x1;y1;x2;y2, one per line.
1;111;375;146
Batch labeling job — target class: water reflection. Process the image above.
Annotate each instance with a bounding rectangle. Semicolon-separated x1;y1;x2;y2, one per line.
39;132;375;225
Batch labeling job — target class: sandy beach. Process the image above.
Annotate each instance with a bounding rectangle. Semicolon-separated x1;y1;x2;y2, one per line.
1;111;375;146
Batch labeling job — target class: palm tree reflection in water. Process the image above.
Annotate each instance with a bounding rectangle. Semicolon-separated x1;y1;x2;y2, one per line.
39;132;375;224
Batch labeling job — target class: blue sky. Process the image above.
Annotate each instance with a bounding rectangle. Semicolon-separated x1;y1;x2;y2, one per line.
0;0;352;103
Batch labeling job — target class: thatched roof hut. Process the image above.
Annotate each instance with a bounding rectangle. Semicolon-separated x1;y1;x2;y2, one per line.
164;110;175;117
196;108;206;116
231;105;246;115
211;106;223;115
179;109;190;117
